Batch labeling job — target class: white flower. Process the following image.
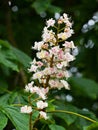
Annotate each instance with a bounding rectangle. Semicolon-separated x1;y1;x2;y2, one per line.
64;71;70;78
64;28;74;38
65;52;75;62
56;63;63;69
32;41;44;51
28;64;38;72
30;58;36;65
20;105;32;114
58;49;65;60
33;71;43;79
57;28;73;40
63;41;76;49
56;70;65;78
60;80;70;90
61;61;68;67
25;81;34;92
36;61;43;67
46;18;55;27
43;67;56;75
42;27;56;42
49;80;58;88
58;32;67;40
36;88;47;100
29;86;39;94
43;67;51;75
49;80;63;89
58;13;69;25
41;87;49;95
63;13;68;20
49;46;59;55
39;111;48;120
37;100;48;109
66;20;72;28
36;50;49;59
22;13;76;118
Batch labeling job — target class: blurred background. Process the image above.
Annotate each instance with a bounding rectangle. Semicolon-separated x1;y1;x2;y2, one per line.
0;0;98;130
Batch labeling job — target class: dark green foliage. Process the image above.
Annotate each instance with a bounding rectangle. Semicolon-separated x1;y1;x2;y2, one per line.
32;0;62;14
49;124;65;130
84;123;98;130
69;77;98;99
0;105;29;130
0;40;32;70
0;112;8;130
0;0;98;129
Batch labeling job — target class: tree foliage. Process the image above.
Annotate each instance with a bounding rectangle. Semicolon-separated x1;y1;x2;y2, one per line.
0;0;98;129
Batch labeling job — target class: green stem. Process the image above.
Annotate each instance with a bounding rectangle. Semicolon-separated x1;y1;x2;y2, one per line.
58;27;65;32
28;95;33;130
47;110;97;123
0;87;11;93
32;97;41;103
57;24;60;34
54;25;58;29
29;112;32;130
11;104;23;107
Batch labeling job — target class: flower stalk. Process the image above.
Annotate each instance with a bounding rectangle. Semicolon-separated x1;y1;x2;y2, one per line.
20;13;77;129
48;110;97;123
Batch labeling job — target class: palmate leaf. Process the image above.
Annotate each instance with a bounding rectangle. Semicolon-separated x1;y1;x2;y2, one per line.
0;94;10;105
0;51;19;72
49;124;65;130
32;0;62;14
0;40;19;71
83;122;98;130
8;91;20;104
53;101;77;125
76;110;97;130
0;105;29;130
11;46;32;68
0;111;8;130
51;100;97;128
48;5;62;13
69;77;98;99
0;40;17;61
0;39;32;71
32;0;51;14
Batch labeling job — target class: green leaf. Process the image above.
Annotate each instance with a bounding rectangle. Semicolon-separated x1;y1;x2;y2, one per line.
0;40;19;71
32;110;39;120
0;40;10;48
32;0;62;14
0;39;31;71
52;101;97;127
0;111;8;130
0;105;29;130
0;78;8;94
11;47;32;68
83;122;98;130
8;91;19;104
69;77;98;99
78;109;97;122
48;5;62;13
0;51;19;71
0;94;10;105
49;124;65;130
53;101;77;125
46;102;55;111
32;0;51;14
